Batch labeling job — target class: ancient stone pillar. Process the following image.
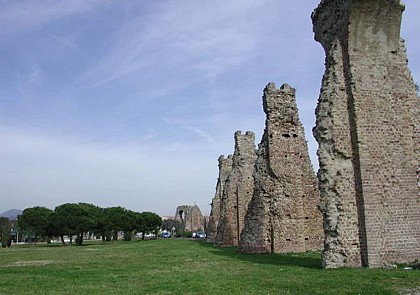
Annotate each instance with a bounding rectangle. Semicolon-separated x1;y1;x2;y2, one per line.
216;131;256;247
174;205;190;232
206;155;233;243
312;0;420;268
174;204;205;232
188;205;205;232
239;83;323;253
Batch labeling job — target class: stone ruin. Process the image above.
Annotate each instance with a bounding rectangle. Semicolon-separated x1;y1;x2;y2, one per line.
215;131;257;247
174;204;205;232
239;83;323;253
206;155;233;243
312;0;420;268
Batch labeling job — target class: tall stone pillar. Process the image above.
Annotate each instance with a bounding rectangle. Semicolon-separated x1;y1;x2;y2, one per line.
206;155;233;243
239;83;323;253
188;205;205;232
174;205;205;232
312;0;420;268
216;131;256;247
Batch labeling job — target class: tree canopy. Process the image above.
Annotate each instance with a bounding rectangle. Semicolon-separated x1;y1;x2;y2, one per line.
102;207;136;241
136;212;162;240
16;203;162;245
0;217;11;248
17;206;53;243
53;203;101;245
161;219;182;232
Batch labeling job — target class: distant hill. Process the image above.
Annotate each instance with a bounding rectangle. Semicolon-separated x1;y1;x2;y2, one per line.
0;209;22;220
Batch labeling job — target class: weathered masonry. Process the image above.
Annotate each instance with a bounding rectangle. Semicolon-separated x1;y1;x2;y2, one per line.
312;0;420;268
239;83;323;253
216;131;256;247
174;204;205;232
206;155;233;243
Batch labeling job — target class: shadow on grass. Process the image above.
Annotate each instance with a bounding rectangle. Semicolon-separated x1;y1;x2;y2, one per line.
194;240;322;269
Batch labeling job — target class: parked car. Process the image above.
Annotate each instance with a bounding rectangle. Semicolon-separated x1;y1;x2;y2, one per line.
161;232;171;238
196;232;206;239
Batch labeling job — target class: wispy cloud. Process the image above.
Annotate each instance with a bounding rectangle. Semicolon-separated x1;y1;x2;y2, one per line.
0;126;216;214
16;63;44;97
2;0;418;217
185;126;217;145
0;0;109;35
28;65;43;85
50;33;81;52
81;0;268;89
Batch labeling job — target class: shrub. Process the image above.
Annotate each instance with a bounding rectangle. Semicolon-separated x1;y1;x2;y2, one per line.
177;231;193;238
123;231;132;241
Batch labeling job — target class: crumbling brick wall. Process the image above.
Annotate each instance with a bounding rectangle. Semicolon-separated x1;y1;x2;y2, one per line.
174;204;204;232
216;131;256;247
239;83;323;253
312;0;420;268
206;155;233;243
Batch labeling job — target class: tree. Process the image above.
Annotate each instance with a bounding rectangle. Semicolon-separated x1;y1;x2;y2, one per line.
161;219;181;232
0;217;11;248
76;203;101;245
96;207;112;242
17;206;53;244
96;207;140;242
122;210;137;241
102;207;130;241
136;212;162;240
47;211;67;245
54;203;100;245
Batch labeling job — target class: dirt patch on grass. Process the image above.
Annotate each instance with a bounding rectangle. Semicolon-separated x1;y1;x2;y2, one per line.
398;287;420;295
4;260;56;267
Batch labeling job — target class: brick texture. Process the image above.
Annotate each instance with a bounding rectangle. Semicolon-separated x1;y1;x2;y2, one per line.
215;131;257;247
206;155;233;243
312;0;420;268
239;83;323;253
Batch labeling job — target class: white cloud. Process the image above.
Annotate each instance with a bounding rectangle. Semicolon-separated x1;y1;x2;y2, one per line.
28;65;43;85
0;0;109;34
50;34;81;52
16;63;44;97
185;126;217;145
81;0;266;89
1;0;419;217
0;126;216;215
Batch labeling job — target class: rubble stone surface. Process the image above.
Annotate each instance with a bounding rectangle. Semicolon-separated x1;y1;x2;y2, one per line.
174;204;205;232
239;83;323;253
206;155;233;243
312;0;420;268
215;131;257;247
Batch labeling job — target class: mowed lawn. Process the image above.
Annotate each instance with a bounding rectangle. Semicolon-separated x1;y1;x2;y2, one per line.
0;239;418;295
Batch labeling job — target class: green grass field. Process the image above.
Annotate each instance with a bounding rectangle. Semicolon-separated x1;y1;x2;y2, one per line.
0;239;418;294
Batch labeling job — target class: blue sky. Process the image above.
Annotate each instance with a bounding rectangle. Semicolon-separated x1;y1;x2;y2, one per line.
1;0;419;216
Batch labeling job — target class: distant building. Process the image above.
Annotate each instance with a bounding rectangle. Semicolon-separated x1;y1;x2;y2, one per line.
174;204;205;232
